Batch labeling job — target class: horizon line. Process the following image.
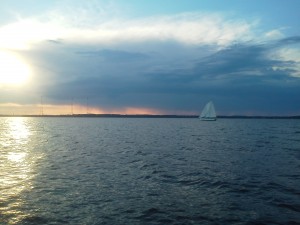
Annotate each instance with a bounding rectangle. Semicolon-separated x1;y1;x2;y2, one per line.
0;113;300;119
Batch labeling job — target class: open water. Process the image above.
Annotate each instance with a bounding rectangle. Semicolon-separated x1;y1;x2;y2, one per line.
0;117;299;225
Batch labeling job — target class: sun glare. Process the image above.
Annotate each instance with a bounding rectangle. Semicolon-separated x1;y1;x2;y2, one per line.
0;51;31;85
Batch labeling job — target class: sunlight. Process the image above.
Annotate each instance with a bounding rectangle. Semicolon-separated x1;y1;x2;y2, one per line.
0;19;63;50
8;117;31;144
0;51;31;86
121;107;164;115
0;117;36;224
7;152;27;163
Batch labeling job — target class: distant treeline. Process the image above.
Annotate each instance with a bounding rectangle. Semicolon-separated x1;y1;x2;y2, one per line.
1;114;300;119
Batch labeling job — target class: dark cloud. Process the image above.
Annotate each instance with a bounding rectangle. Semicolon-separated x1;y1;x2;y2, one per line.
193;42;291;79
277;36;300;46
47;39;64;44
23;36;300;115
76;49;149;62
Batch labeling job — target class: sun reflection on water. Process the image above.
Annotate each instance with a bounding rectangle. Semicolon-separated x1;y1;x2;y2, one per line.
7;152;27;162
8;117;30;143
0;117;40;224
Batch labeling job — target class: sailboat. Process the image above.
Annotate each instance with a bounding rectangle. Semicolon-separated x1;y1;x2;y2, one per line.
199;101;217;121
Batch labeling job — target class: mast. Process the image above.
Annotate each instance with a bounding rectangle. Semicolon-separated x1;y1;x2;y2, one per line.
40;96;44;116
71;98;74;115
86;97;89;114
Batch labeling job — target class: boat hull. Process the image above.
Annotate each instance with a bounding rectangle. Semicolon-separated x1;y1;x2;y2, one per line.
200;117;217;121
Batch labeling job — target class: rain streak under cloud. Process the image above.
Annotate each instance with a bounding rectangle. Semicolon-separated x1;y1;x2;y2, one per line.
0;0;300;116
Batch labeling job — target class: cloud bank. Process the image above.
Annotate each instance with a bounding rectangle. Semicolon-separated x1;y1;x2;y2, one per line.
1;4;300;115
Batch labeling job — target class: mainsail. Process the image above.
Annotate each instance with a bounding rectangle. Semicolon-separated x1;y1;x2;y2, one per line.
199;101;217;121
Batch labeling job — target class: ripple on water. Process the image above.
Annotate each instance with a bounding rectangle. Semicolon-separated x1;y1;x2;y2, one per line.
0;118;300;225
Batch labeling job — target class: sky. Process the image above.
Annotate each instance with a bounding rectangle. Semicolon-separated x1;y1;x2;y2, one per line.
0;0;300;116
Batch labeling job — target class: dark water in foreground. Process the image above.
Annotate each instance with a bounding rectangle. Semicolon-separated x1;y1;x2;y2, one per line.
0;117;299;225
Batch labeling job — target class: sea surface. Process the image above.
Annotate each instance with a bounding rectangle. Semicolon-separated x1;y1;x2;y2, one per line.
0;117;299;225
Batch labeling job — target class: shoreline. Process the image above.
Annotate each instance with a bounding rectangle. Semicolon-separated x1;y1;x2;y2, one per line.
0;114;300;119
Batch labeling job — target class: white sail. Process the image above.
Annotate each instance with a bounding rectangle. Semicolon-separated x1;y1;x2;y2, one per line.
199;101;216;121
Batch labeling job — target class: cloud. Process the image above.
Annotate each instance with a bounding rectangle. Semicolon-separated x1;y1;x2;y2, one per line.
264;29;285;40
0;11;257;51
1;4;300;115
79;13;255;46
26;36;299;115
0;19;64;50
269;36;300;77
76;49;149;62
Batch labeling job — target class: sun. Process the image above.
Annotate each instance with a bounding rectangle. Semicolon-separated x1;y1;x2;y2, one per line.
0;51;31;86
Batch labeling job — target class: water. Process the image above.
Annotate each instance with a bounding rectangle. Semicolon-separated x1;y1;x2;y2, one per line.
0;117;299;225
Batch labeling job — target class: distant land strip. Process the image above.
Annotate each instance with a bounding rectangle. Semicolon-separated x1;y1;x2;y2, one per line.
0;114;300;119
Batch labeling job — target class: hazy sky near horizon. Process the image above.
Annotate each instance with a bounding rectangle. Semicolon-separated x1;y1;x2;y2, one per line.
0;0;300;115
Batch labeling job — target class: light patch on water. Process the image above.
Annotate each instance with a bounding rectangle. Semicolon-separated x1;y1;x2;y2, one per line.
8;117;30;144
7;152;27;162
0;117;42;225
